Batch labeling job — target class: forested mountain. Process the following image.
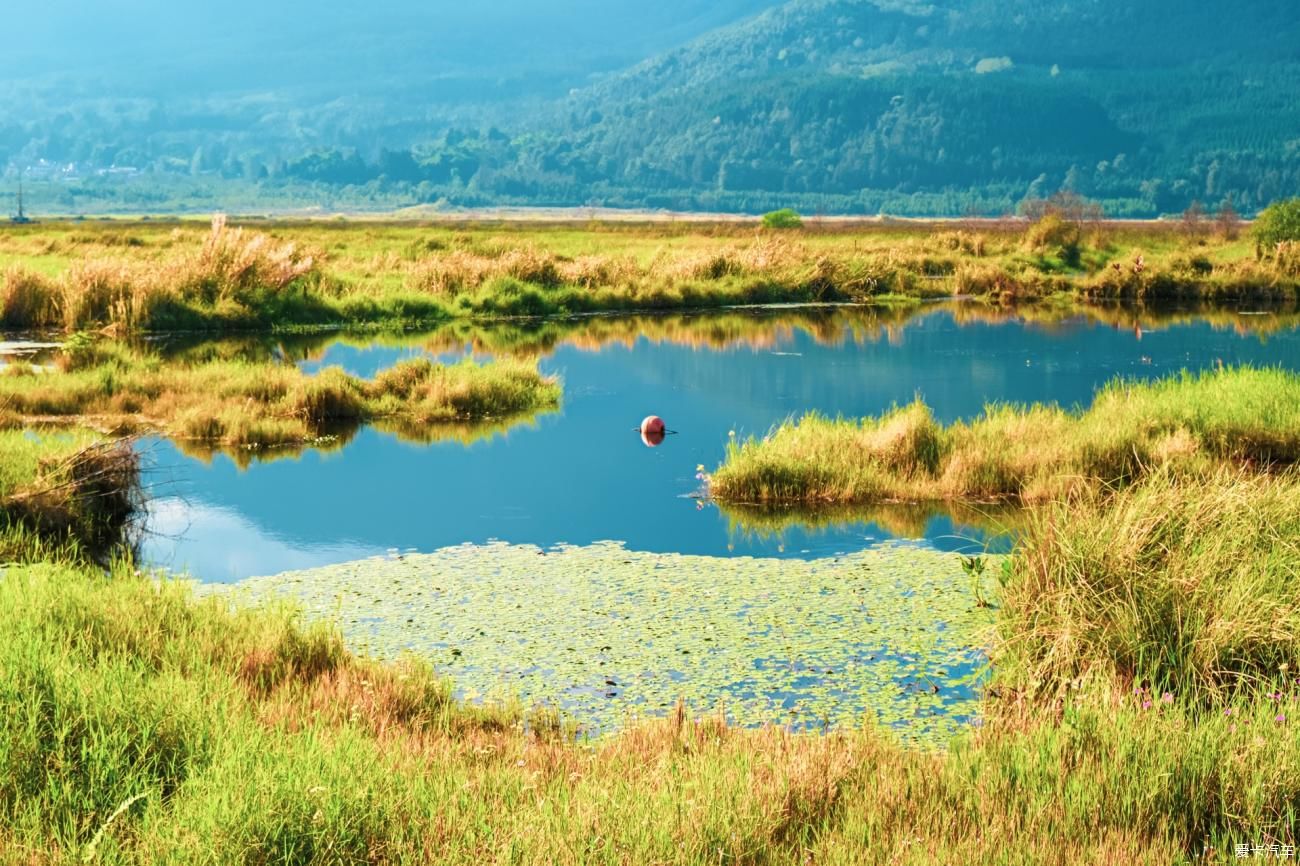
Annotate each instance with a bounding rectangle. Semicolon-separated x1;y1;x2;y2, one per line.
524;0;1300;214
3;0;1298;216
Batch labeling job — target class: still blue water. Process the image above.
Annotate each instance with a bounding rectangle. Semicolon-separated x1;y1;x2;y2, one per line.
138;304;1300;582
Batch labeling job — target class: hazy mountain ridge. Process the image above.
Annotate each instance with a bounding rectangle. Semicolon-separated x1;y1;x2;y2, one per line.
3;0;1297;216
2;1;780;90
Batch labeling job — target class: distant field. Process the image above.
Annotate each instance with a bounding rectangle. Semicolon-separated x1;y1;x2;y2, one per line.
0;215;1293;334
11;206;1243;226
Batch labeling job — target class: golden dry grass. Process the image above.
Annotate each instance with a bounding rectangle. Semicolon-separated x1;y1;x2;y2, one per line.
710;366;1300;506
1;216;1295;333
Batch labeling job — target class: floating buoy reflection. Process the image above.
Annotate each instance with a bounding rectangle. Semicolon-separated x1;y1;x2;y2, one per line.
637;415;673;447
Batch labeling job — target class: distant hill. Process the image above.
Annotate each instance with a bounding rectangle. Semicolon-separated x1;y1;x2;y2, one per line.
4;0;1298;216
506;0;1300;215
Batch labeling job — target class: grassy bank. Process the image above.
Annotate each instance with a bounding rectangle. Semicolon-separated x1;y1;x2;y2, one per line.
709;366;1300;506
0;342;560;458
1001;469;1300;703
1;216;1297;333
2;468;1298;862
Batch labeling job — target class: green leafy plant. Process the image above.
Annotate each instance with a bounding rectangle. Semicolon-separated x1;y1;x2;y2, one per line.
1255;197;1300;247
761;208;803;230
960;554;991;608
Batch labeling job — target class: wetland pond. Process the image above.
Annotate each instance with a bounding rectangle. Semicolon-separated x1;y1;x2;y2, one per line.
120;302;1300;740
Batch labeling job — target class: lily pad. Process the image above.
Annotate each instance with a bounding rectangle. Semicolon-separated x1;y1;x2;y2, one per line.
205;541;1002;745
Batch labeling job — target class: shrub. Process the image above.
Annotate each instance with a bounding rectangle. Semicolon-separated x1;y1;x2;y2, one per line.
1022;214;1082;265
1254;197;1300;247
761;209;803;230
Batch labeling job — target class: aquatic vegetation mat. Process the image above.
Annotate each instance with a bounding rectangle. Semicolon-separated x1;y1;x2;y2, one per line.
210;541;1000;743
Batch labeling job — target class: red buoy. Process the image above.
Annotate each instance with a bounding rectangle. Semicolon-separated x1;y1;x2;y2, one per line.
640;415;666;448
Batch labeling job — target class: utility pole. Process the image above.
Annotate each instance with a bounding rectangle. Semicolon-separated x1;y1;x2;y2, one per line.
12;174;32;224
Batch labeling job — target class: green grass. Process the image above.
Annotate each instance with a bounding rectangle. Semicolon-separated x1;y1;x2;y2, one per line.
1001;468;1300;702
1;218;1296;333
2;471;1300;862
0;429;139;559
709;366;1300;506
0;429;100;500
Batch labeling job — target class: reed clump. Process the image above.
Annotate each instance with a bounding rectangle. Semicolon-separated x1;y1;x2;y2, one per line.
0;430;141;554
1275;241;1300;277
710;366;1300;506
1;266;60;327
172;214;320;306
931;229;988;256
1001;467;1300;702
0;344;561;452
403;232;959;317
60;260;151;331
0;217;327;332
1081;250;1300;301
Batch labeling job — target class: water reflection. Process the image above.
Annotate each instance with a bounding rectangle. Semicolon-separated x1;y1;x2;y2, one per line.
0;338;62;370
131;300;1300;581
147;299;1300;371
170;412;555;471
717;500;1026;555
